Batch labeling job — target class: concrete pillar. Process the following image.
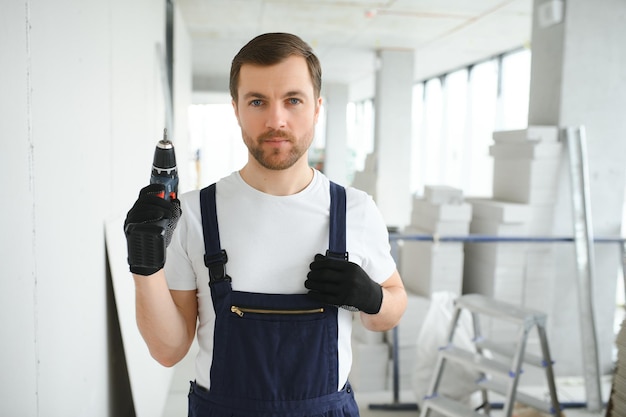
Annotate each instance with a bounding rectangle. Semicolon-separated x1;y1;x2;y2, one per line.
374;49;414;228
323;82;349;185
528;0;626;385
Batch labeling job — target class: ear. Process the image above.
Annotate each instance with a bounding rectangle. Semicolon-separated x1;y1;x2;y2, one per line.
232;99;241;125
314;96;323;123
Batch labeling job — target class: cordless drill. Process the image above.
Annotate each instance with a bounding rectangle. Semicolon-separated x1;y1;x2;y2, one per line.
124;129;180;275
151;128;179;200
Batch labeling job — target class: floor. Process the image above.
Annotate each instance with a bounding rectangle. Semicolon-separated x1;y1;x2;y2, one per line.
162;344;613;417
355;385;611;417
164;386;610;416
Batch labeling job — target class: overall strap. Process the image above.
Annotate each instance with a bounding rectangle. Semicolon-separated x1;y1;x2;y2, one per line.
199;183;229;282
327;181;348;261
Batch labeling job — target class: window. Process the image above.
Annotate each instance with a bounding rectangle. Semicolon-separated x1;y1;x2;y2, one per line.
187;103;247;188
407;47;531;198
498;49;531;130
466;60;498;196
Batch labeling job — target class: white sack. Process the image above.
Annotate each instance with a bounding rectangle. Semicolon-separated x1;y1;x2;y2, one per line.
412;292;483;415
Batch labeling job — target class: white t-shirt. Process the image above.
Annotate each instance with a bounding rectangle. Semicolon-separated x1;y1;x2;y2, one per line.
165;169;396;390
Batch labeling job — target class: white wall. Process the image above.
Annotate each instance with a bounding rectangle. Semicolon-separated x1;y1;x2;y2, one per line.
173;8;193;195
1;1;191;415
2;3;38;415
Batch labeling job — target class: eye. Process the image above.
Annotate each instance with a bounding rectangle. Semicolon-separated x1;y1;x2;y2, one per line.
249;99;263;107
288;98;302;105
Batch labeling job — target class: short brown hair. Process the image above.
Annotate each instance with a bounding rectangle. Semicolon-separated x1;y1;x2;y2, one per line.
229;33;322;102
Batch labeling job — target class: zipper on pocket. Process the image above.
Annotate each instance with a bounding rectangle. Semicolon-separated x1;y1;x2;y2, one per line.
231;305;325;317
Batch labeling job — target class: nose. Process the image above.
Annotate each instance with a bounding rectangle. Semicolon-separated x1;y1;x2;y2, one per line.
265;103;287;130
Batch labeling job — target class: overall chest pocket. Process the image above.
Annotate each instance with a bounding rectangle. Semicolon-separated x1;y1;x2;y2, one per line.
211;292;339;401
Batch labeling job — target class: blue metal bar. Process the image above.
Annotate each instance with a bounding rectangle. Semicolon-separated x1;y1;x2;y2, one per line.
389;233;626;244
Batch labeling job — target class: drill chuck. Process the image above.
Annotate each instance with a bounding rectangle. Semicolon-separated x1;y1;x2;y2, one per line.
153;139;177;172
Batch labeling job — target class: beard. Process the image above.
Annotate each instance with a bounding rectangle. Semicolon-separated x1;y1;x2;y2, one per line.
243;127;315;170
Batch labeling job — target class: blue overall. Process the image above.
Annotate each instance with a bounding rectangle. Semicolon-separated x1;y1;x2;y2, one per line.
188;182;360;417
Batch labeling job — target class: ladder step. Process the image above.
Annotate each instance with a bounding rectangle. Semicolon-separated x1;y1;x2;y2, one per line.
477;379;557;414
455;294;546;328
474;338;547;367
440;346;515;378
421;396;484;417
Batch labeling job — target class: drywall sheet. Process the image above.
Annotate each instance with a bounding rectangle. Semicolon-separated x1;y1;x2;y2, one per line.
105;214;174;417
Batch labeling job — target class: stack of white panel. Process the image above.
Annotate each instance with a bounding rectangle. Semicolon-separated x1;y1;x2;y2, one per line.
522;245;556;367
400;186;472;297
350;153;378;200
463;199;530;342
463;199;529;300
463;126;562;344
523;246;555;311
350;314;388;392
350;291;432;393
491;128;561;310
490;125;562;236
384;293;431;391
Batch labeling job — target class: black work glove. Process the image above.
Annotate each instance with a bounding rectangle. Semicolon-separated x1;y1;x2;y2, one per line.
124;184;182;276
305;253;383;314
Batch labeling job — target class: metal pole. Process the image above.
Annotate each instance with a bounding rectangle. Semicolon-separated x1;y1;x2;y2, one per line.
392;326;400;403
368;236;418;411
621;240;626;305
565;125;602;411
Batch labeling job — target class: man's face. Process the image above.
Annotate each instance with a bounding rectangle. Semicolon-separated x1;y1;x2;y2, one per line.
233;55;322;170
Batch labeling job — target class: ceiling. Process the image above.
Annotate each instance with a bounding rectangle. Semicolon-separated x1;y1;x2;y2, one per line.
177;0;533;96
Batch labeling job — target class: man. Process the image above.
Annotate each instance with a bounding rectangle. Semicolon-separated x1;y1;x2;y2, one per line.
125;32;407;416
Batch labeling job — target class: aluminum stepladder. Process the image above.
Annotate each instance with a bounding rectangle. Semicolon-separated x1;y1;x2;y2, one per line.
419;293;562;417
